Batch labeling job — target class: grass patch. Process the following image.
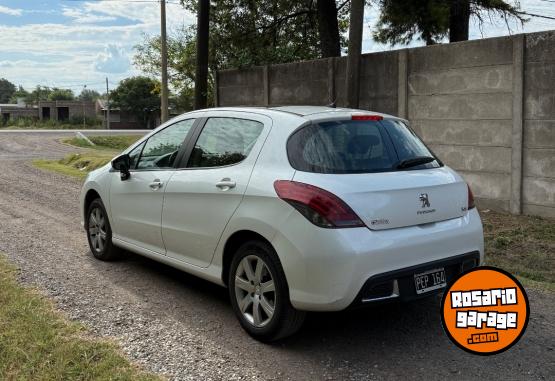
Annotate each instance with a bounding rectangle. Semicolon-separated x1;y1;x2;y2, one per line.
63;135;142;151
34;135;142;179
0;254;160;381
482;209;554;291
33;153;114;179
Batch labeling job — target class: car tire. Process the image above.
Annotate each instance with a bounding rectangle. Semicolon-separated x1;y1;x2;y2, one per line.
229;240;306;342
86;198;121;261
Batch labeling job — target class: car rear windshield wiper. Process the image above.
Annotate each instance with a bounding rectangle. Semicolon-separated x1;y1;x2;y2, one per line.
395;156;436;169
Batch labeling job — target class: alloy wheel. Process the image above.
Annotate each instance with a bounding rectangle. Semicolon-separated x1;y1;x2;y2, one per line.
234;255;276;327
88;207;107;253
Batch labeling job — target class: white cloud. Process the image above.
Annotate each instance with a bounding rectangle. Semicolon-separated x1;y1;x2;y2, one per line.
0;5;22;16
62;7;117;24
0;61;15;68
94;44;130;73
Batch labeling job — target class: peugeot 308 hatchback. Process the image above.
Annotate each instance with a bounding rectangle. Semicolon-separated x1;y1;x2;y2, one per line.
80;106;484;341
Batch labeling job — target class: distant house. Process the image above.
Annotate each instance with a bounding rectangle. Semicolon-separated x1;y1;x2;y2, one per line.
1;97;178;130
95;99;144;130
0;99;37;123
95;99;180;130
0;99;96;124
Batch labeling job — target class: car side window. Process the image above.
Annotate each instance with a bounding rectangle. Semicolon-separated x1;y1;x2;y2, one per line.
187;117;264;168
136;119;195;170
128;142;145;169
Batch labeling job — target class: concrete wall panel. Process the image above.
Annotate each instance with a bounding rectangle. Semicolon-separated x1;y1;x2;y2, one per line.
523;149;555;178
269;59;329;106
430;145;511;173
524;120;555;149
523;177;555;207
412;119;512;147
408;65;512;95
458;171;511;202
408;93;512;120
526;30;555;63
409;36;513;72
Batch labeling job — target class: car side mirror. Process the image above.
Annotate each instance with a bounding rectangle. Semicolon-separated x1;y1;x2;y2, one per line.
112;154;131;181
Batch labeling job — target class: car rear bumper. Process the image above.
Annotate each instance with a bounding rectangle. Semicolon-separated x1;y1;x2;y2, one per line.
348;250;479;308
271;208;484;312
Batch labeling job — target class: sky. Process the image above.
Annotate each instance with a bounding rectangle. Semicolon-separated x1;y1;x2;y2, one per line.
0;0;554;95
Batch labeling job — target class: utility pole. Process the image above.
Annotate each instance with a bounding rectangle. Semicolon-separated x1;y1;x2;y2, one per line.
345;0;364;109
106;78;110;130
160;0;169;122
195;0;209;110
82;84;87;128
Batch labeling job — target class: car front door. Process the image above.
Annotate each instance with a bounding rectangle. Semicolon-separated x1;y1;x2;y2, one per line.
162;112;271;267
109;118;197;254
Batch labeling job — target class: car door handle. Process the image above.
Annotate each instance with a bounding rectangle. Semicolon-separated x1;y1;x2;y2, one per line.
149;179;164;190
216;178;236;191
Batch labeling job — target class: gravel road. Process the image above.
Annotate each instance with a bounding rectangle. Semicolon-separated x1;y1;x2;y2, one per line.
0;131;553;380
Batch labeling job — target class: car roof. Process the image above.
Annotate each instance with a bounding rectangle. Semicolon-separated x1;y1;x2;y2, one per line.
194;105;400;122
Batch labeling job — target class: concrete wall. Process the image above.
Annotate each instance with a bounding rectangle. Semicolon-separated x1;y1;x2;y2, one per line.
523;31;555;217
217;30;555;218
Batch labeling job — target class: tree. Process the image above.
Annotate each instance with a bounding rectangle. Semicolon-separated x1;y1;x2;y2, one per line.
317;0;344;57
195;0;210;109
110;76;161;127
27;86;52;103
48;88;75;101
0;78;16;103
374;0;525;45
450;0;525;42
79;89;101;101
135;1;350;109
9;86;30;104
134;27;200;111
374;0;449;45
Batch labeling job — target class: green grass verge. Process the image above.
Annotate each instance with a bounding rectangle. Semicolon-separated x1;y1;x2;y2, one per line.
63;135;142;151
33;135;142;179
0;254;160;381
482;210;554;291
33;153;114;179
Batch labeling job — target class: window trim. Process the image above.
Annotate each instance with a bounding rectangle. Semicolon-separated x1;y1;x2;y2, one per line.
175;116;267;171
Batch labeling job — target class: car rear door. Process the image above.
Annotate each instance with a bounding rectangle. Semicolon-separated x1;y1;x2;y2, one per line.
109;118;197;254
161;111;271;267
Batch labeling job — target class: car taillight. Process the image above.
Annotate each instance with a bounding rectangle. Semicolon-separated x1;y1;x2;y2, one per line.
468;184;475;210
273;180;365;228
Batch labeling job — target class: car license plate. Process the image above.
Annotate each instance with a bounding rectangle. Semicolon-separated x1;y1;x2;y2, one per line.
414;268;446;294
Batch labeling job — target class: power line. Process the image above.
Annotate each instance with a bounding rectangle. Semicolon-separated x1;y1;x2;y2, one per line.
517;11;555;21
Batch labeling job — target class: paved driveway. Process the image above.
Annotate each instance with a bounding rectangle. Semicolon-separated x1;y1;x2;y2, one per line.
0;131;553;380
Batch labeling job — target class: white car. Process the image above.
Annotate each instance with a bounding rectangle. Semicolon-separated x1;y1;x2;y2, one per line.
80;106;484;341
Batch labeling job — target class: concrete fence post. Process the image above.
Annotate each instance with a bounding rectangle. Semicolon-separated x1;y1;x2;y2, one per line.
397;49;409;119
510;35;525;215
327;57;336;106
263;65;270;106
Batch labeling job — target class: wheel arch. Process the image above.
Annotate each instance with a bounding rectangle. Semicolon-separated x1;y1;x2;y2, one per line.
84;189;101;218
222;230;274;286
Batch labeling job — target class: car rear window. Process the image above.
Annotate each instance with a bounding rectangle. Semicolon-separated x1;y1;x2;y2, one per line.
287;119;439;174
